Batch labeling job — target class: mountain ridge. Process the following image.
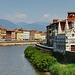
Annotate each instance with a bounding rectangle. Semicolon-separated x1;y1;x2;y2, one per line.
0;19;50;31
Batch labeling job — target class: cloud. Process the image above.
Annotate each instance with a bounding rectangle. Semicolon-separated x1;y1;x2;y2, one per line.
5;12;27;23
41;14;50;20
40;14;66;23
43;14;50;18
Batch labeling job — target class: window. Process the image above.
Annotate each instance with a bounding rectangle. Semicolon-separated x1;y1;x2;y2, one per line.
71;45;75;51
72;34;74;37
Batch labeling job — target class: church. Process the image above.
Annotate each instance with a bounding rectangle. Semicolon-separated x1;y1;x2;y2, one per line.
53;19;75;53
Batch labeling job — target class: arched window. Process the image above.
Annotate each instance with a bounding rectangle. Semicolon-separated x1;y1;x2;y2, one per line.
72;34;74;37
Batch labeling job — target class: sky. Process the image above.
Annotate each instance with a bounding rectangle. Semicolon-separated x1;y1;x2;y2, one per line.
0;0;75;24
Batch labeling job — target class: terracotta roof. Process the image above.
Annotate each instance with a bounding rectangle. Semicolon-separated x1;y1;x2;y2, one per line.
68;12;75;14
39;31;45;35
53;19;59;20
0;27;6;30
60;20;66;22
15;31;23;33
17;28;26;31
7;29;15;32
30;30;39;34
52;19;71;23
46;19;72;27
60;19;72;22
21;29;31;31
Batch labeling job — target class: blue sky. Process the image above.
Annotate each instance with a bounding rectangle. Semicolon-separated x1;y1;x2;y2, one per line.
0;0;75;23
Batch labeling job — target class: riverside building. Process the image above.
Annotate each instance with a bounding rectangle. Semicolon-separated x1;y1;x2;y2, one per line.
46;12;75;46
6;29;15;41
23;30;30;40
0;27;6;41
15;31;23;41
15;28;30;40
53;20;75;53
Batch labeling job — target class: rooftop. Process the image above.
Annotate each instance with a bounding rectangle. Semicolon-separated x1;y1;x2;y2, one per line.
68;12;75;14
15;31;23;33
7;29;15;32
0;27;6;30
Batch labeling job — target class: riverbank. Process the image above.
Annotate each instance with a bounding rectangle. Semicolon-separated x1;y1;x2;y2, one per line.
24;46;75;75
36;44;75;63
0;41;39;46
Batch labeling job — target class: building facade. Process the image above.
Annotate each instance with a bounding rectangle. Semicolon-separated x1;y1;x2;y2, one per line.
41;35;46;40
0;27;6;41
15;28;30;40
23;30;30;40
46;12;75;46
15;31;23;41
29;30;37;40
6;29;15;41
53;20;75;53
34;33;41;40
0;29;1;40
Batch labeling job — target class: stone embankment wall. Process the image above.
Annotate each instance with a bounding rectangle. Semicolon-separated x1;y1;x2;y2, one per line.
35;44;53;55
0;41;39;46
36;44;75;63
65;51;75;63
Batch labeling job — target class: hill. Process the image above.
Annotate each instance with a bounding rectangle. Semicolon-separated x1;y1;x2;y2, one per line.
17;22;50;31
0;19;50;31
0;19;17;29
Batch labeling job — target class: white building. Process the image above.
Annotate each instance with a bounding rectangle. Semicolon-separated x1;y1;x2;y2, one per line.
41;35;46;40
23;30;30;40
53;19;75;53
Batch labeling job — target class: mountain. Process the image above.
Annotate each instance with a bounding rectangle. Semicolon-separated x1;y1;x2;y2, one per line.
29;22;50;31
0;19;17;29
17;22;50;31
0;19;50;31
16;22;29;29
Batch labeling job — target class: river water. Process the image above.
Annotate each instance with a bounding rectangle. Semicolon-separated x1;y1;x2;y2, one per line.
0;45;51;75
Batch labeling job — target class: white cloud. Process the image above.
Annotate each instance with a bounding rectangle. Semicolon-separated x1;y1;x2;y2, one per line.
43;14;50;18
5;12;27;23
41;14;50;20
40;14;66;23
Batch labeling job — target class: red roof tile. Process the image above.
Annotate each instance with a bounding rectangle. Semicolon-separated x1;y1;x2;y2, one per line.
7;29;15;32
15;31;23;33
0;27;6;30
68;12;75;14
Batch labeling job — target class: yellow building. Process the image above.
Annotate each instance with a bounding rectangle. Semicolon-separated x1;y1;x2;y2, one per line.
11;32;15;40
41;35;46;40
15;31;23;41
34;33;41;40
0;29;1;40
0;27;6;41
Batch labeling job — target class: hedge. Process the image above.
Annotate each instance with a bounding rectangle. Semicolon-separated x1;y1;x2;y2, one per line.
49;63;75;75
24;46;75;75
24;46;57;71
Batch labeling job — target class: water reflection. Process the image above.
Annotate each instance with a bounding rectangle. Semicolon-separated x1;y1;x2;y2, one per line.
0;45;50;75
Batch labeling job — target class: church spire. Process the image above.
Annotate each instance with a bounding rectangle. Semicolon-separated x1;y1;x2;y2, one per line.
65;19;69;30
58;21;62;34
73;21;75;28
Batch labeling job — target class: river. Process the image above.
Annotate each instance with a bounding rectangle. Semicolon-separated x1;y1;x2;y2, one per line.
0;45;51;75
